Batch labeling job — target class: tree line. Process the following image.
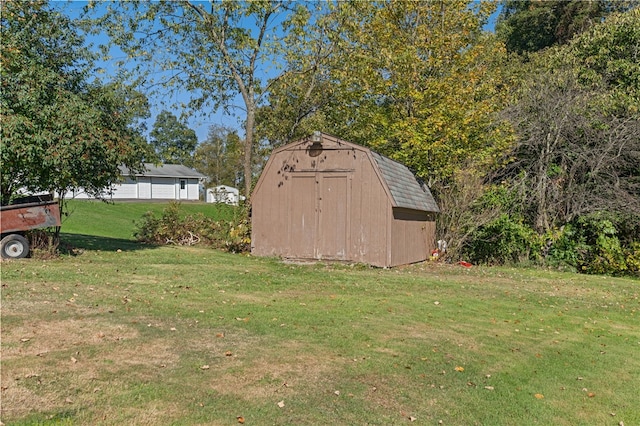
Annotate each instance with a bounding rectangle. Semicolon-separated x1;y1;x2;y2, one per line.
2;0;638;274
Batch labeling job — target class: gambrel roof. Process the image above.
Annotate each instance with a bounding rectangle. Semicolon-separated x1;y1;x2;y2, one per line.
371;152;439;213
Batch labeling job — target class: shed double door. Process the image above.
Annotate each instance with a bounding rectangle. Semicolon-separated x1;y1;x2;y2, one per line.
288;172;350;260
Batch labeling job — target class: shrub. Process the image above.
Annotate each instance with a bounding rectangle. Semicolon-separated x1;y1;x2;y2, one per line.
133;202;251;253
548;212;639;276
465;214;542;265
26;228;59;259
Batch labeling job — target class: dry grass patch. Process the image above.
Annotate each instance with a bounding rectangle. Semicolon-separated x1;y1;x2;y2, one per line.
203;340;341;401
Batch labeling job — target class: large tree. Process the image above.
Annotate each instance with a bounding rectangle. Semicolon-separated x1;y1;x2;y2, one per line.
0;0;148;205
496;0;638;55
86;0;337;198
496;8;640;232
149;110;198;166
193;125;243;188
319;1;513;186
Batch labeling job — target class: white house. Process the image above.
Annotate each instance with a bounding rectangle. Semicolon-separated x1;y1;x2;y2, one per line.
66;164;206;201
206;185;245;205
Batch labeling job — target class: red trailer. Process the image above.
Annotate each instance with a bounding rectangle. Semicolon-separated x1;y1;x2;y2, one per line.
0;195;61;259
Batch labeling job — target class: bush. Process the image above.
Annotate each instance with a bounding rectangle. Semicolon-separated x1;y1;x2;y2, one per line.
134;202;251;253
548;212;640;276
465;214;542;265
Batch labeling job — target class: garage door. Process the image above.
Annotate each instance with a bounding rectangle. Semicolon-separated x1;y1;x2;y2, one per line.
152;178;176;199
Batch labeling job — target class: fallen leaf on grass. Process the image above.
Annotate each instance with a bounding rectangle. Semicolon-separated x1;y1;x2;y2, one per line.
454;366;464;372
200;365;210;370
20;338;30;342
216;332;225;338
534;393;544;399
237;416;245;424
277;400;285;408
588;392;596;398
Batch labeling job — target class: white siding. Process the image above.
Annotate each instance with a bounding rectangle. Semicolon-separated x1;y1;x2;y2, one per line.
186;179;200;201
138;177;151;199
206;186;242;205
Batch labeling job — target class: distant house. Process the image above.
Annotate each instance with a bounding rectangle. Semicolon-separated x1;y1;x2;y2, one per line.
66;164;205;201
251;132;440;267
206;185;245;205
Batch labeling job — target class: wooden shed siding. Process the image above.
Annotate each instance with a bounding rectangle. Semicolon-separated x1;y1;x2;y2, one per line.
251;156;289;257
390;209;435;267
251;134;438;266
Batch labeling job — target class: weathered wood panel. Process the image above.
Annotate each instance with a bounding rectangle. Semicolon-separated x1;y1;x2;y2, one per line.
251;133;438;267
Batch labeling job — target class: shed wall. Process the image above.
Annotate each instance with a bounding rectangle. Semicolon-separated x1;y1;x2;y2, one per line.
389;209;436;267
251;135;437;267
252;140;391;266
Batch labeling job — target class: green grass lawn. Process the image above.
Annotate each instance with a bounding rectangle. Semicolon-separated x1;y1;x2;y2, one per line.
1;202;639;425
56;199;238;252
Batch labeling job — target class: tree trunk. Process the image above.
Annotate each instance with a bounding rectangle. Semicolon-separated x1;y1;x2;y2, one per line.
243;102;255;202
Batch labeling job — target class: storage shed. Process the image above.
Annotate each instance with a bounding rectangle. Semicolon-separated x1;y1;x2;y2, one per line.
251;132;439;267
206;185;245;205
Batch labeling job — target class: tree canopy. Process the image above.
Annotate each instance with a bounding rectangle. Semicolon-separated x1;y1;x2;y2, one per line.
193;125;243;189
84;0;335;198
149;110;198;166
496;0;638;54
0;0;148;205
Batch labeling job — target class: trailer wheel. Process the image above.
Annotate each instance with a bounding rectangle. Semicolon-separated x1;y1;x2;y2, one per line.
1;234;30;259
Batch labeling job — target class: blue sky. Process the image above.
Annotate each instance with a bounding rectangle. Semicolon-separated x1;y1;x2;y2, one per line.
55;1;500;145
55;0;241;143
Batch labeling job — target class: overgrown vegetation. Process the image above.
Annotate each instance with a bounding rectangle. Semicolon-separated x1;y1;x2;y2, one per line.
134;201;250;253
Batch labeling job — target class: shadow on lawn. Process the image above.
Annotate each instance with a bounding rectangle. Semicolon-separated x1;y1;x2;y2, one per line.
60;233;157;253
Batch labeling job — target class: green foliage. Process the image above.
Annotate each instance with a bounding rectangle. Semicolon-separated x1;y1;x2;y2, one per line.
85;0;324;197
149;110;198;166
134;202;250;253
193;125;243;188
549;213;640;276
564;7;640;115
465;214;542;265
310;1;514;185
0;0;148;205
488;7;640;275
496;0;636;55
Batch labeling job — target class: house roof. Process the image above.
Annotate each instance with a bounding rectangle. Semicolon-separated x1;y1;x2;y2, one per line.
370;152;440;213
208;185;239;194
120;163;206;179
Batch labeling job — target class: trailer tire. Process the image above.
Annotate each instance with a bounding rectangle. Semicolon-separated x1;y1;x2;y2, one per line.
1;234;30;259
